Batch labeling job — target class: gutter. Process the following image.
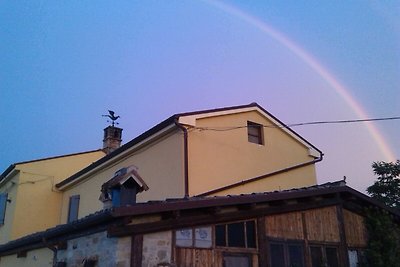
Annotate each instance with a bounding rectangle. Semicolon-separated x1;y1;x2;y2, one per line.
196;153;324;197
174;118;189;198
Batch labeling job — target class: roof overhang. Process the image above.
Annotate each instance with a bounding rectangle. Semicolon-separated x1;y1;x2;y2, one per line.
0;166;19;187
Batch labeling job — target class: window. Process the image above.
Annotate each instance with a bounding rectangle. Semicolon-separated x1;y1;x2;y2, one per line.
247;121;263;145
269;242;304;267
223;253;252;267
215;220;256;248
67;195;80;223
0;193;8;225
348;249;366;267
310;245;339;267
175;226;212;248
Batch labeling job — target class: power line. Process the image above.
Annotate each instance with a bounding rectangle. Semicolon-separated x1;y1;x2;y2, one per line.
192;116;400;132
286;116;400;127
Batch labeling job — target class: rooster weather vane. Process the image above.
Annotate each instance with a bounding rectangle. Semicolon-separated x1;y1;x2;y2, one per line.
102;110;120;127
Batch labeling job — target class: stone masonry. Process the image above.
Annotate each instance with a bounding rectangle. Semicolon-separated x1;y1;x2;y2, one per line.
141;231;172;267
56;231;131;267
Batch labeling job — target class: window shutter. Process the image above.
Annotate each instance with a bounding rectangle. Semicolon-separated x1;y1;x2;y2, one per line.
0;193;8;225
67;195;80;223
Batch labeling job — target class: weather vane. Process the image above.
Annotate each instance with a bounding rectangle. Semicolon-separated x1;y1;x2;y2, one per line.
102;110;120;127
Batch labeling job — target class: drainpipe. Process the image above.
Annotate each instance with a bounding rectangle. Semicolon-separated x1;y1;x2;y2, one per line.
174;118;189;198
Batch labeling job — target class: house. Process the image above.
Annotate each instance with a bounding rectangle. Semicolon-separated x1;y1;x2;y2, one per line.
56;103;323;224
0;102;325;266
1;181;398;267
0;150;106;245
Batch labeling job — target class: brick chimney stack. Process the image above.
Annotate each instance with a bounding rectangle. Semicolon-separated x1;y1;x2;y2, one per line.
103;126;122;154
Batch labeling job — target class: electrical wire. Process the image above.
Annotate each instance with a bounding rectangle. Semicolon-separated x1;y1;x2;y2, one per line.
192;116;400;132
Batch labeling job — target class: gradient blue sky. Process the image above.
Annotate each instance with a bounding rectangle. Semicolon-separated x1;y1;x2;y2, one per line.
1;1;399;192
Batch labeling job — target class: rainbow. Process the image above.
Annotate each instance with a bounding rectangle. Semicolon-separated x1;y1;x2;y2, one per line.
205;0;396;162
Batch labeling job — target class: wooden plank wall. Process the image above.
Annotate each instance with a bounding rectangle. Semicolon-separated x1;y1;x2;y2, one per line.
343;209;368;247
304;206;340;242
265;211;304;239
175;248;213;267
175;248;258;267
172;207;368;266
265;206;340;242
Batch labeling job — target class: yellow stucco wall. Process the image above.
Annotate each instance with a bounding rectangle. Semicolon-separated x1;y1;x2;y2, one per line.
187;110;318;196
0;150;105;244
60;109;320;221
0;173;19;244
212;165;316;196
0;247;53;267
60;130;184;222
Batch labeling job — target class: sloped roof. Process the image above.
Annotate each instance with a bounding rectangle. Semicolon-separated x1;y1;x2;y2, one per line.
101;166;149;193
1;180;398;256
0;149;104;184
111;180;399;218
56;102;322;189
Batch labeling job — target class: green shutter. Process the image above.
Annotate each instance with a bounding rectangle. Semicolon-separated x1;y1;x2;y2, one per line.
0;193;8;225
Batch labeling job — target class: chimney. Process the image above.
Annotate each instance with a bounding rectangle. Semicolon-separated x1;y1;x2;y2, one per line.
103;126;123;154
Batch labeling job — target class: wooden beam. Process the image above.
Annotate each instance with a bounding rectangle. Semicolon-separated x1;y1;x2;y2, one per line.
16;250;27;258
56;241;68;250
108;198;341;237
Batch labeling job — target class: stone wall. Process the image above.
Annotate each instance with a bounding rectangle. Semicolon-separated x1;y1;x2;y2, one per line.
142;231;172;267
56;231;131;267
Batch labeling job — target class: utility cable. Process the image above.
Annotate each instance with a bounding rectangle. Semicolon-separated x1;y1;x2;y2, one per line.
192;116;400;132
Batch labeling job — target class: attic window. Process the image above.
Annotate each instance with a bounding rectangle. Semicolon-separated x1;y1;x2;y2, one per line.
247;121;263;145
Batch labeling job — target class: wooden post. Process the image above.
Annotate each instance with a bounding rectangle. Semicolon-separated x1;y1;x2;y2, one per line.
336;202;350;267
301;212;311;267
131;234;143;267
257;217;267;267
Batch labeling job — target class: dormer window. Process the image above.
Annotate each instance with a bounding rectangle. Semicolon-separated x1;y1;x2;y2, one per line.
111;178;140;207
100;166;149;208
247;121;263;145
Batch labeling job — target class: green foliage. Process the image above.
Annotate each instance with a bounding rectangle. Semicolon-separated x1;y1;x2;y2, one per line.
364;160;400;266
367;160;400;209
363;208;400;267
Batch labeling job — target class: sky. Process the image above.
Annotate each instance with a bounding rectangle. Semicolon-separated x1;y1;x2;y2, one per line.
0;0;399;193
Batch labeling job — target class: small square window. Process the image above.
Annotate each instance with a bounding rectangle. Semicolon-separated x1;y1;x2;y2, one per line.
176;226;212;248
176;228;193;247
247;121;263;145
269;242;304;267
215;220;256;248
310;245;339;267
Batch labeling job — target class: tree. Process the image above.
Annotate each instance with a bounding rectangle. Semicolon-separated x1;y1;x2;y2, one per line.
367;160;400;209
364;160;400;267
